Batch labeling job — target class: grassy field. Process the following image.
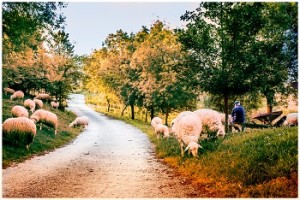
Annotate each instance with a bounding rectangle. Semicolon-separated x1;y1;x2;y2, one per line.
2;95;83;168
101;110;298;198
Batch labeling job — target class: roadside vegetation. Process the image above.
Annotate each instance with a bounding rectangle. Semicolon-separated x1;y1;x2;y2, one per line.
2;95;83;168
100;109;298;198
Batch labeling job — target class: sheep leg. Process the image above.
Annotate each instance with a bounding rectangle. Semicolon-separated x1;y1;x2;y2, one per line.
180;142;184;157
39;123;42;130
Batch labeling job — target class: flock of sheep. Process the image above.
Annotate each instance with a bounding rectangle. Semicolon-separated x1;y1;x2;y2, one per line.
151;109;227;158
3;87;297;155
2;88;89;150
151;108;298;158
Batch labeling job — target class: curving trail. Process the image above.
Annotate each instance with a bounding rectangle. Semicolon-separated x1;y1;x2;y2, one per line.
2;94;202;198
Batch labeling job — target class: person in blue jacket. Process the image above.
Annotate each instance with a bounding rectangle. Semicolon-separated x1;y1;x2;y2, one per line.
231;100;246;132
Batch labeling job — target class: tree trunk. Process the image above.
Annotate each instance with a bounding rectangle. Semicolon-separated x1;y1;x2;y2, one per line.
130;104;135;120
121;105;128;116
165;107;170;126
107;100;110;112
150;107;154;120
266;93;274;113
224;92;229;133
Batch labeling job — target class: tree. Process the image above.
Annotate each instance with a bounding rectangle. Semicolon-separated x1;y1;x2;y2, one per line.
2;2;83;110
178;2;296;131
2;2;66;55
131;20;197;124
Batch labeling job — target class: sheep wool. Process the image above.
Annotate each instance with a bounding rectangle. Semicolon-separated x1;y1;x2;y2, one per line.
35;93;51;102
10;90;24;100
172;112;202;157
194;109;225;138
4;87;15;95
171;111;195;134
219;113;233;125
155;124;170;139
24;99;36;113
30;109;58;135
69;116;89;129
11;105;29;118
283;113;298;126
51;101;59;109
2;117;36;150
33;98;43;109
151;117;163;128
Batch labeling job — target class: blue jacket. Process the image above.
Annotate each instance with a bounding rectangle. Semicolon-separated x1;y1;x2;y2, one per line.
232;106;245;124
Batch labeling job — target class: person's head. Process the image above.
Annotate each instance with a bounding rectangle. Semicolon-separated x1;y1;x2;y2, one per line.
234;100;240;107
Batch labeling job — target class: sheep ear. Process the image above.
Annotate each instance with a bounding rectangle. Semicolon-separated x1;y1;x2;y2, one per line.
184;145;190;152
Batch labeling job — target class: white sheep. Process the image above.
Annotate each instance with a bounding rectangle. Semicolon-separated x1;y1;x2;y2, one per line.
171;111;195;133
69;116;89;129
172;111;203;157
35;93;51;102
10;90;24;100
24;99;36;113
219;113;233;125
194;109;226;138
33;98;43;109
282;113;298;126
155;123;170;139
151;117;163;128
51;101;59;109
2;117;37;150
11;105;29;118
30;109;58;135
4;87;15;96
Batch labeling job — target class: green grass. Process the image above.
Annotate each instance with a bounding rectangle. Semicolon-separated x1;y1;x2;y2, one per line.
2;95;83;168
101;110;298;198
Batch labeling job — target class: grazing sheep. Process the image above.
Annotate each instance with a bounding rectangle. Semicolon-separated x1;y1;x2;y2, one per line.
10;90;24;100
2;117;36;150
35;93;51;102
33;98;43;109
220;113;233;125
194;109;226;138
172;111;202;157
30;109;58;135
11;105;29;118
171;111;195;133
24;99;36;113
51;101;59;109
155;124;170;139
151;117;163;128
283;113;298;126
4;87;15;96
69;116;89;129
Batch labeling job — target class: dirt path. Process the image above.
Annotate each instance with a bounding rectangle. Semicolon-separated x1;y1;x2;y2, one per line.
2;94;202;198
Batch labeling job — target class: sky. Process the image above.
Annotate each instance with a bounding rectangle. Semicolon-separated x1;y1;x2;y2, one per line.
63;2;200;56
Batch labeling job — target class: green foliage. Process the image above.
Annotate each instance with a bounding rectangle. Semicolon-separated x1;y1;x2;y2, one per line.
178;2;297;120
2;97;82;168
2;2;83;109
2;2;66;52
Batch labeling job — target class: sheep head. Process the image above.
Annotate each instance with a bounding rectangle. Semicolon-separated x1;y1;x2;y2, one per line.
185;141;202;157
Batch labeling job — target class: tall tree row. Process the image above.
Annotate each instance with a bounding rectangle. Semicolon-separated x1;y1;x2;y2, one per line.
84;21;197;123
84;2;297;127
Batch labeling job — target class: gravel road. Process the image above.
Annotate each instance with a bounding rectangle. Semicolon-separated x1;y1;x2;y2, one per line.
2;94;203;198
